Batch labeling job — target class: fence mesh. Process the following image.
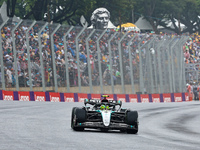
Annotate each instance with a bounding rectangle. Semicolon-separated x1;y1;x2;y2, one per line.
0;18;189;94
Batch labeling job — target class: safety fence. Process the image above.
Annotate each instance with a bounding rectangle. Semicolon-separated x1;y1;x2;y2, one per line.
185;63;200;84
0;90;194;103
0;18;189;94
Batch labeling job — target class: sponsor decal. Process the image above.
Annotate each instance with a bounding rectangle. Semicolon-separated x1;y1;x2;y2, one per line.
49;92;60;102
130;98;138;103
163;93;171;102
2;90;14;101
151;94;160;103
78;93;88;102
185;95;189;101
64;93;75;102
153;98;160;103
51;97;60;102
34;92;46;102
116;94;126;102
4;95;14;101
35;96;45;102
140;94;149;103
19;96;29;101
174;97;182;102
174;93;182;102
65;97;74;102
18;91;30;101
129;94;138;103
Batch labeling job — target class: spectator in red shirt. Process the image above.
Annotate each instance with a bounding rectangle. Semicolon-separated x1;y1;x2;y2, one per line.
184;50;190;59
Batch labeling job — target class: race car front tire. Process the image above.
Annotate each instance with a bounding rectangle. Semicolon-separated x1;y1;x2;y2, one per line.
71;107;86;131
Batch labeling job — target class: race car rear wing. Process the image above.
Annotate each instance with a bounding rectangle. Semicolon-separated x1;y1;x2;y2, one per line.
84;99;122;107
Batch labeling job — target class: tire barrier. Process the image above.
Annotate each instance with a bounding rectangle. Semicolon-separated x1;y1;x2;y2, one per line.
0;90;196;102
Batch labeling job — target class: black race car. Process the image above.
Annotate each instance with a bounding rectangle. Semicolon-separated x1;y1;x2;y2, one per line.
71;95;138;134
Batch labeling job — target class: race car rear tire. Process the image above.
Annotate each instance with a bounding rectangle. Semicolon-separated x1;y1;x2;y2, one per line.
126;111;138;134
71;107;77;128
71;107;86;131
126;111;138;125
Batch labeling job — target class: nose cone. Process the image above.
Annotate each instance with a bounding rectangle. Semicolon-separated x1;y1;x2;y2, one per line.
101;110;111;126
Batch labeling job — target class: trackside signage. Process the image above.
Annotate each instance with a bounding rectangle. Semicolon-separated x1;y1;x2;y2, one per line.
3;90;14;101
34;92;46;102
49;92;60;102
163;93;171;102
0;90;190;103
18;91;30;101
174;93;182;102
140;94;149;103
64;93;75;102
129;94;138;103
116;94;126;102
78;93;88;102
151;94;160;103
185;93;190;102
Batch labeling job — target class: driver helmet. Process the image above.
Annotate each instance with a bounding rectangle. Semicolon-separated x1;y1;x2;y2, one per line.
106;105;110;110
100;105;106;110
100;105;110;110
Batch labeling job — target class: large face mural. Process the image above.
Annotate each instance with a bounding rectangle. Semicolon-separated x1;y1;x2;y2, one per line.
88;8;116;29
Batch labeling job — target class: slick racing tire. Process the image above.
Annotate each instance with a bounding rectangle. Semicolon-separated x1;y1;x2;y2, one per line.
126;111;138;134
71;107;77;128
71;107;86;131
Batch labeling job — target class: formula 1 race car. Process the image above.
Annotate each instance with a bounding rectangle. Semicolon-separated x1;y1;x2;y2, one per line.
71;95;138;134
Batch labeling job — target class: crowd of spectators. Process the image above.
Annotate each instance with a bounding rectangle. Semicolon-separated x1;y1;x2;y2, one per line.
1;19;199;89
183;32;200;83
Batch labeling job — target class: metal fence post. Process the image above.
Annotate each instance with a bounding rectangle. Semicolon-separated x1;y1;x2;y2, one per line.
38;22;48;92
64;26;74;92
128;34;137;94
51;24;61;92
108;32;118;94
138;34;147;94
86;29;95;93
118;32;129;93
176;36;185;92
75;27;87;93
96;29;107;94
11;19;22;91
156;36;166;93
0;18;9;90
180;36;189;92
147;36;156;94
166;37;176;93
170;37;181;93
26;20;36;91
152;39;159;93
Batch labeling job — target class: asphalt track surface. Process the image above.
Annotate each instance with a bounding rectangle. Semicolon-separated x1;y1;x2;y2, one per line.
0;100;200;150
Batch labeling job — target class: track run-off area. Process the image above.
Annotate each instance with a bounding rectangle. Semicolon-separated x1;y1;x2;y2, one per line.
0;100;200;150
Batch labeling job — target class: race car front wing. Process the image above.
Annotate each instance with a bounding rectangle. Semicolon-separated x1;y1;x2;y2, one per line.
75;121;137;130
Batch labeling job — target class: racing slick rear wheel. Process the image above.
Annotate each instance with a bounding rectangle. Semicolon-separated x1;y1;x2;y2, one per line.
126;111;138;134
71;107;86;131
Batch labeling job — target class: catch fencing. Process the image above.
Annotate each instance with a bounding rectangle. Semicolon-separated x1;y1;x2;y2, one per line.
0;18;189;94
